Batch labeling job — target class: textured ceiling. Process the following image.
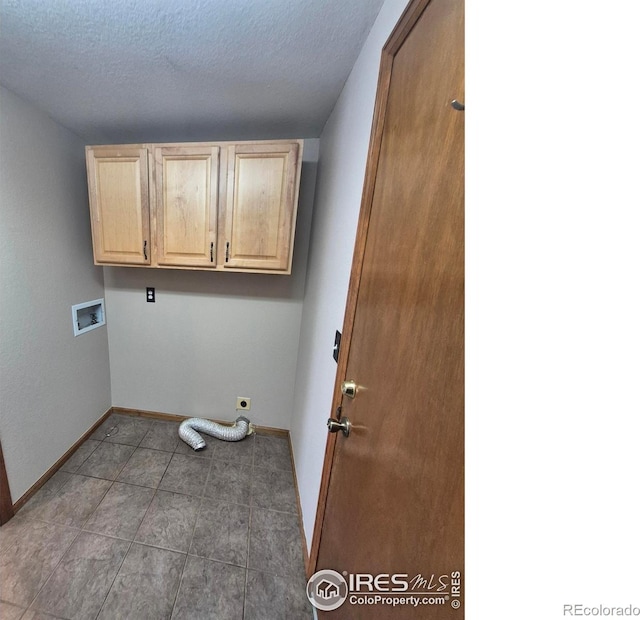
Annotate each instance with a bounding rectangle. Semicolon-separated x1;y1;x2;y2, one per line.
0;0;385;144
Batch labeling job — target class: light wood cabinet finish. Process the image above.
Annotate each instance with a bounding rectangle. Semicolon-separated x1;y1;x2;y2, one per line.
154;145;219;268
85;140;302;274
224;142;299;272
86;146;150;265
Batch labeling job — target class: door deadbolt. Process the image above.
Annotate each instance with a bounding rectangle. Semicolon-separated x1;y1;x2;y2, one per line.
341;380;357;399
327;416;351;437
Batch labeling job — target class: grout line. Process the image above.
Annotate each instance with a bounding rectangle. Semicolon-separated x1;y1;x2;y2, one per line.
246;501;254;574
196;448;216;502
169;469;207;618
77;477;116;530
59;438;102;474
167;545;189;619
249;505;300;516
94;537;135;619
252;464;294;474
20;520;84;616
184;550;249;572
242;556;250;620
129;486;160;546
185;495;204;558
243;563;309;581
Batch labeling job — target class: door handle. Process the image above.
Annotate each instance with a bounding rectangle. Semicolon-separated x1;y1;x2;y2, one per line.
327;416;351;437
341;380;357;399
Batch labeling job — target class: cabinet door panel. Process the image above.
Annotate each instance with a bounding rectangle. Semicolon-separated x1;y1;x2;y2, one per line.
155;146;219;267
86;147;150;265
224;142;300;272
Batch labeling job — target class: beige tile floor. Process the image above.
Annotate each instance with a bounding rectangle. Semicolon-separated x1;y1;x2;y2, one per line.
0;413;313;619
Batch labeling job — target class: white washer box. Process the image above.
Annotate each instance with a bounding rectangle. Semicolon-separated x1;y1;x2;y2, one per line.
72;298;105;336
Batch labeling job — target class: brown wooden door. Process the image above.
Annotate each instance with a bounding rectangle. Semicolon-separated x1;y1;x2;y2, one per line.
86;146;151;265
154;145;219;268
312;0;464;618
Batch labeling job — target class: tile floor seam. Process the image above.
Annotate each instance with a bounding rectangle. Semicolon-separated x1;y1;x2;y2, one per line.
9;516;84;534
94;538;135;620
65;472;116;484
200;492;251;508
167;548;189;620
245;564;307;581
150;487;201;500
134;445;175;455
59;439;102;474
25;602;69;620
184;458;214;560
246;503;255;598
184;495;204;559
75;528;135;545
77;478;117;531
107;479;163;492
44;467;77;497
20;522;84;617
112;444;140;481
186;547;249;571
129;486;160;543
25;530;131;620
27;476;116;531
242;560;250;620
125;539;192;553
250;505;299;516
168;559;191;620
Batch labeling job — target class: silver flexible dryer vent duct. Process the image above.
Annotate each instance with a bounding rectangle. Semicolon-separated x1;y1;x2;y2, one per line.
178;416;254;451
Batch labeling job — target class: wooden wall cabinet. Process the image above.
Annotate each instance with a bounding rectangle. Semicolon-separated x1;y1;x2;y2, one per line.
86;146;151;265
225;142;300;272
153;145;220;269
85;140;303;274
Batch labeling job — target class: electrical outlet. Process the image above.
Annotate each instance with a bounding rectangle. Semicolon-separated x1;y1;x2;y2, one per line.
236;397;251;411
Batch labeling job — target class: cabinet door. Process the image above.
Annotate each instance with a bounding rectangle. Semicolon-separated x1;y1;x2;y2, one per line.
86;146;150;265
154;146;219;268
224;142;301;272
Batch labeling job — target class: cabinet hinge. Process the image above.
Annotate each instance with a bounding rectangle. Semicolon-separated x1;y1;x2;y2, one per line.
225;242;229;263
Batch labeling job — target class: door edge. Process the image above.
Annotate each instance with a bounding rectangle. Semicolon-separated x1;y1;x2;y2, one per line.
307;0;433;577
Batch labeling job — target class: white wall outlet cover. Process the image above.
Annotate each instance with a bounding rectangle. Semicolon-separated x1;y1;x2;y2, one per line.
236;397;251;410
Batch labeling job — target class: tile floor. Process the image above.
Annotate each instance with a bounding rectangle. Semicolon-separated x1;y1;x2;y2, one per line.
0;413;314;619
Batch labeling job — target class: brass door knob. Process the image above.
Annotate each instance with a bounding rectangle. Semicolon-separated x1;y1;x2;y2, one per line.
327;417;351;437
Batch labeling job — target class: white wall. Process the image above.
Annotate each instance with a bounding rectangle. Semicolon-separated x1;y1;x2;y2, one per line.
290;0;409;550
0;86;111;501
104;140;319;429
